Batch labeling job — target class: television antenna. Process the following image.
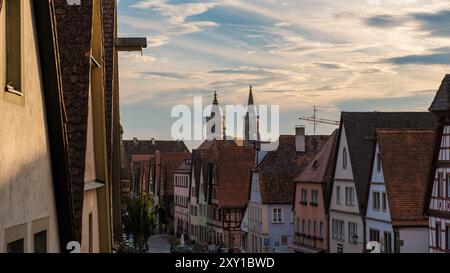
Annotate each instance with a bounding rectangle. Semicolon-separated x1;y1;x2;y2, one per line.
299;105;339;135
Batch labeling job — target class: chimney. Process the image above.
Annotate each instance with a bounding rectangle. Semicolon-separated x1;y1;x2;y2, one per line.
151;138;155;145
133;137;138;144
295;126;305;152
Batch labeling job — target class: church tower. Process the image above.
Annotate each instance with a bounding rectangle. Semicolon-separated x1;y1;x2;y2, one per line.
244;85;259;143
206;91;222;139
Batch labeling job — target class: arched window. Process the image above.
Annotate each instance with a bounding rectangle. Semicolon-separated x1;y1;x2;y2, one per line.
343;148;348;169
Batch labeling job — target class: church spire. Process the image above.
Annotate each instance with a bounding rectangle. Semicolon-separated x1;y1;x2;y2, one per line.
213;91;219;105
248;85;254;105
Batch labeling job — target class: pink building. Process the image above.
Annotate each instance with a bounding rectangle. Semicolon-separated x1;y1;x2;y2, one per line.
291;130;338;253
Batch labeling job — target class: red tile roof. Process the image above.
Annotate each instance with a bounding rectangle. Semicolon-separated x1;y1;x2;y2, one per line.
54;0;95;242
215;146;255;208
102;0;116;180
258;135;329;204
192;139;254;208
294;130;338;209
376;129;434;226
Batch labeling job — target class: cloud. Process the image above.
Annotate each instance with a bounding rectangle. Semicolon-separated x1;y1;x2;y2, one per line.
146;35;170;47
365;15;404;28
413;9;450;37
386;47;450;65
129;0;219;46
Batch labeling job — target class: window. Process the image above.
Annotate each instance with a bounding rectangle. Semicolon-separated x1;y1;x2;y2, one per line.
376;152;381;172
5;0;22;93
447;175;450;198
384;232;392;253
438;173;444;197
319;222;323;238
301;189;308;204
308;220;311;235
313;221;317;237
436;222;441;249
89;212;93;253
349;222;358;243
332;219;345;240
272;208;283;223
446;225;450;251
311;190;319;205
33;230;47;253
345;187;354;206
342;148;348;169
281;235;288;245
7;239;24;253
369;228;380;243
382;192;387;211
302;219;305;233
373;192;380;211
336;186;341;205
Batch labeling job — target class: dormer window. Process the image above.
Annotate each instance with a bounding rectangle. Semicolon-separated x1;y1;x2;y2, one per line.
312;160;319;170
343;148;348;170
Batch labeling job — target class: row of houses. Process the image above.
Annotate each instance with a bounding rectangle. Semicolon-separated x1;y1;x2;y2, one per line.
168;75;450;253
0;0;146;253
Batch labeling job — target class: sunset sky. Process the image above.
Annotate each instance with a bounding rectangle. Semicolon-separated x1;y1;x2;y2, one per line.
118;0;450;148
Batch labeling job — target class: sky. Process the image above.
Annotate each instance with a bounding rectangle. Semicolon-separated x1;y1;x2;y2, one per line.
117;0;450;149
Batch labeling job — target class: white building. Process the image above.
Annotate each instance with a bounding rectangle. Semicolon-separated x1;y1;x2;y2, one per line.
329;112;435;253
366;129;431;253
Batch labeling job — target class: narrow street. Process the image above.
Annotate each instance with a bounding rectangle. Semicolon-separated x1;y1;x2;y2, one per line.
147;234;171;253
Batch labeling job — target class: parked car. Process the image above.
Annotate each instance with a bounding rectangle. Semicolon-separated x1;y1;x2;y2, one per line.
170;245;193;253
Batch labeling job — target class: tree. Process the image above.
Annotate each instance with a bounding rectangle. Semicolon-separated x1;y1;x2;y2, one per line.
122;195;157;250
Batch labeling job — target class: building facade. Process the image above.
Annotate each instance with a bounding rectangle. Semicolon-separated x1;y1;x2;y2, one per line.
174;160;192;237
291;130;338;253
366;129;432;253
426;74;450;253
329;112;434;253
241;131;329;253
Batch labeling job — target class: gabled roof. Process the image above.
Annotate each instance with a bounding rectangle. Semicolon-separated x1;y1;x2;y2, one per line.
121;139;189;177
174;159;192;174
54;0;95;244
158;152;191;195
340;112;435;213
376;129;434;226
191;139;254;208
429;74;450;112
294;130;339;209
258;135;329;204
102;0;116;180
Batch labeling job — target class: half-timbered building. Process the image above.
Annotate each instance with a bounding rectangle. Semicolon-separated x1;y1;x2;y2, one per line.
426;74;450;253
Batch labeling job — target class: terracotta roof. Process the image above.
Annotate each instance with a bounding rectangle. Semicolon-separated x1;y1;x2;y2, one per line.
376;129;434;226
174;159;192;173
294;130;339;209
191;140;254;208
258;135;329;204
429;74;450;112
121;139;189;177
102;0;116;180
340;112;435;213
215;146;255;208
54;0;94;243
158;152;191;195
